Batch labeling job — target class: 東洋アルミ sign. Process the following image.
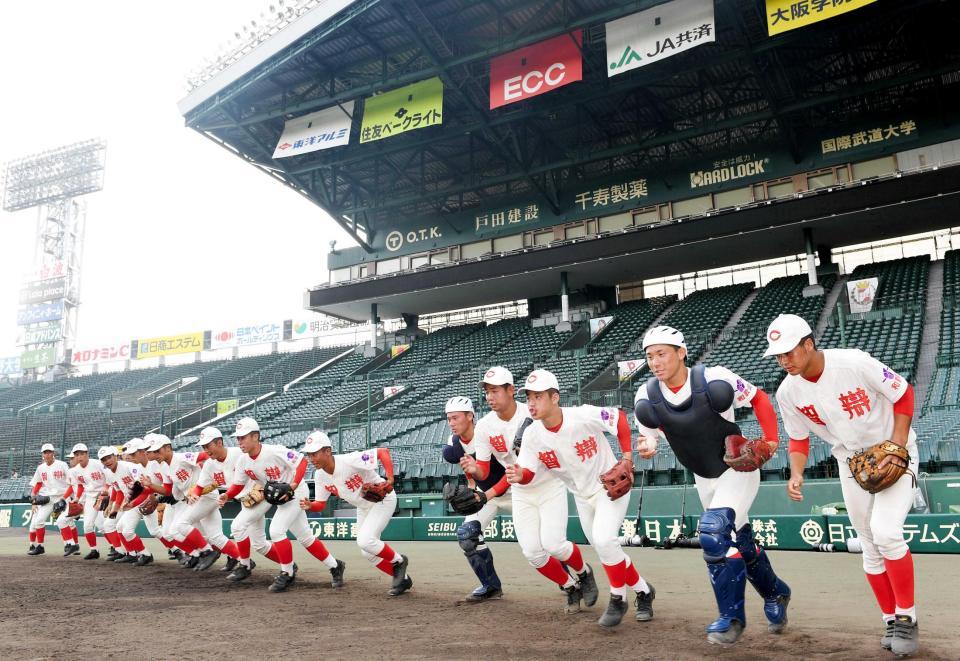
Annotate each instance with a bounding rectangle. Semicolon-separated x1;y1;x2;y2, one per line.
489;31;582;109
272;102;354;158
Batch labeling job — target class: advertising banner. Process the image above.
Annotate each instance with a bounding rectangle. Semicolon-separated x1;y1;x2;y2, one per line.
17;301;64;326
71;343;131;365
272;101;354;158
217;399;240;416
34;260;66;281
20;347;57;369
360;77;443;144
19;277;66;305
766;0;877;36
489;31;582;109
20;325;63;346
847;277;879;314
135;332;204;360
617;359;646;381
589;316;614;338
211;323;283;349
383;385;407;399
0;356;21;375
606;0;715;77
390;344;410;358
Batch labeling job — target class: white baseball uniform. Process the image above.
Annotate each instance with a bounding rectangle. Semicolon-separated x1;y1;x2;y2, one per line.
74;459;107;541
158;451;203;541
55;465;82;535
175;446;242;549
447;433;512;528
28;460;70;534
117;461;160;548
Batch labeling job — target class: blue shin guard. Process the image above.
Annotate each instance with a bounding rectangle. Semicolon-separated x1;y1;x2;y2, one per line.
458;520;501;590
699;508;746;634
736;524;790;630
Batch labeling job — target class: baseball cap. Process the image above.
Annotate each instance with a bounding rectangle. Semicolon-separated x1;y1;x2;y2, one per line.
40;443;55;453
519;369;560;392
97;446;116;460
480;366;513;387
231;417;260;437
197;427;223;447
145;433;172;452
763;314;813;357
445;396;475;414
122;437;146;454
67;451;75;459
71;443;88;453
301;431;333;453
642;326;687;350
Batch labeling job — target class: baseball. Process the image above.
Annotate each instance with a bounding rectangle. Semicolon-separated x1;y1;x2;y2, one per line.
637;436;658;454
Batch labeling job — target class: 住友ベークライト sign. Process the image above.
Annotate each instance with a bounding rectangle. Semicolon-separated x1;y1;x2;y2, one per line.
360;77;443;144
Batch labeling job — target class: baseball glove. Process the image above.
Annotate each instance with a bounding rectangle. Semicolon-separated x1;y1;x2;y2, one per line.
52;499;67;514
847;441;915;494
197;483;218;496
156;502;166;526
97;493;110;512
360;481;393;503
129;481;144;500
264;481;295;505
442;482;487;515
158;494;178;505
723;435;775;472
240;484;265;508
31;495;51;506
139;495;159;516
67;501;83;517
599;458;634;500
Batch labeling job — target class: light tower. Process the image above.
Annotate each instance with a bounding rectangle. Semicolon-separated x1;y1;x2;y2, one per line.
2;140;106;379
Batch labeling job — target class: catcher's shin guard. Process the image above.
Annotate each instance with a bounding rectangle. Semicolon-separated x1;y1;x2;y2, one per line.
699;508;747;636
736;524;790;632
457;520;502;590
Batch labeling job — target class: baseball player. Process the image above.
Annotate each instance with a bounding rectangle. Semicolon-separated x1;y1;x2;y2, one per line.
97;446;129;561
54;450;82;556
441;395;510;601
69;443;108;559
299;431;412;595
506;369;652;628
765;313;920;657
114;437;162;566
27;443;70;556
219;416;345;592
466;366;601;614
633;325;791;645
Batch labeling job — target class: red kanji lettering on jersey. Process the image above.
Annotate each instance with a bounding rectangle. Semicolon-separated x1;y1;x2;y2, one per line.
213;471;226;486
122;476;134;487
153;472;163;482
264;466;282;481
53;470;65;480
345;474;363;491
77;476;86;485
40;471;48;482
539;450;561;469
244;469;258;481
325;485;339;496
175;469;190;482
489;435;508;453
796;404;826;426
91;471;103;481
575;436;598;462
839;388;871;419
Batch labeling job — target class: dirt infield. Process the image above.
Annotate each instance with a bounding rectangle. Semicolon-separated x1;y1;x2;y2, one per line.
0;531;955;660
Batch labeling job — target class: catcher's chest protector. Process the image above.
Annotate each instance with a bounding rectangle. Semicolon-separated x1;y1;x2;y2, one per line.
637;364;741;479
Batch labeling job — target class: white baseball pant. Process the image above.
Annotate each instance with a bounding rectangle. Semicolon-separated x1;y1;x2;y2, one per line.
118;507;161;539
573;487;631;566
82;493;105;535
231;498;272;556
511;478;572;568
29;498;59;533
694;468;760;530
175;495;229;549
356;492;398;560
464;493;512;529
268;483;314;547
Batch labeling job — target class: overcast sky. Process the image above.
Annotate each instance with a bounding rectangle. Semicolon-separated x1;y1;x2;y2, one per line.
0;0;355;359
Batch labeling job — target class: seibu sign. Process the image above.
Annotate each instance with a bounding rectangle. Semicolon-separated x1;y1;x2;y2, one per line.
489;30;582;109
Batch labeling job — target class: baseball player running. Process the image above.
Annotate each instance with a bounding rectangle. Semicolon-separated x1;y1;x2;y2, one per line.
466;366;600;614
54;449;82;556
98;443;151;563
634;325;791;645
115;437;162;566
506;369;653;628
300;431;412;596
765;313;920;657
70;443;108;559
441;395;509;601
96;446;128;561
27;443;70;556
220;416;345;592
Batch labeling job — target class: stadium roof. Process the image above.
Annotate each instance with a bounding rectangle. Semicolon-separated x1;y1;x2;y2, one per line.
181;0;960;255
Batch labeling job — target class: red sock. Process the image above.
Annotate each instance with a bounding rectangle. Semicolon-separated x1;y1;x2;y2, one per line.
220;540;240;559
884;552;916;610
624;560;640;586
104;531;120;548
563;544;585;573
273;538;294;564
237;537;251;560
306;539;330;561
61;528;72;543
70;527;79;543
127;536;145;553
375;557;395;575
183;528;207;553
376;543;396;560
602;560;627;589
158;537;174;549
866;572;896;613
119;535;135;553
536;557;573;587
36;528;46;544
264;544;281;563
29;531;36;543
85;532;97;549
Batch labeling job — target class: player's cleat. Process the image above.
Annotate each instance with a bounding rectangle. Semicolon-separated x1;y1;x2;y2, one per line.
193;549;221;572
635;583;656;622
388;575;413;596
106;547;121;561
391;554;409;592
330;559;346;588
707;620;744;645
269;566;297;593
135;553;154;566
83;549;100;560
890;615;919;657
766;594;790;634
182;554;200;569
227;560;255;582
178;552;193;566
465;585;503;602
881;619;895;651
63;543;80;557
220;556;239;573
563;583;583;614
598;595;628;628
27;544;45;556
168;549;183;561
115;554;137;564
578;563;599;608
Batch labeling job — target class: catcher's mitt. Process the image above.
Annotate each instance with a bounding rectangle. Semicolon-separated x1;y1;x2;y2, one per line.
847;441;915;494
67;501;83;518
158;494;178;505
723;435;775;472
139;495;159;516
360;481;393;503
156;502;166;526
599;458;634;500
240;484;265;508
97;493;110;512
31;495;51;506
52;499;67;514
129;481;144;500
442;482;487;515
264;480;295;505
